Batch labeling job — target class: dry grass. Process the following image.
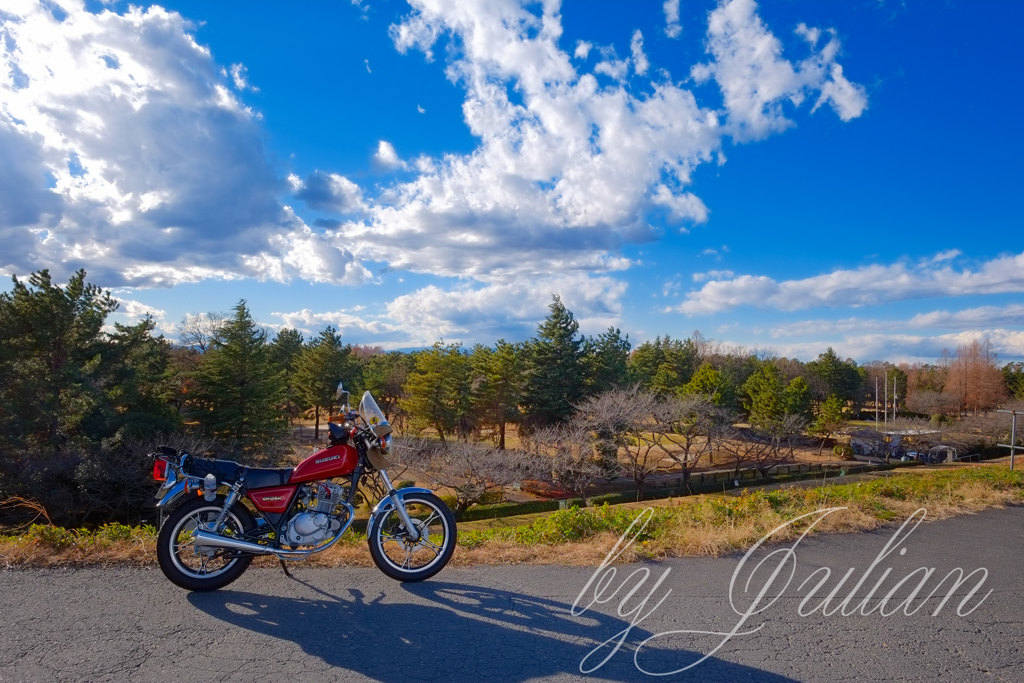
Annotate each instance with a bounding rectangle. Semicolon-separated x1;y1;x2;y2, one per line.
2;464;1021;570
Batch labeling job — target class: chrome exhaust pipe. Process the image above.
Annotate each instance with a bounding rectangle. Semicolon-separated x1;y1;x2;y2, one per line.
193;530;275;555
192;502;355;560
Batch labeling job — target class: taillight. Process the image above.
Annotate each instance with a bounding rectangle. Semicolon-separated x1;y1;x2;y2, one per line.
153;457;170;482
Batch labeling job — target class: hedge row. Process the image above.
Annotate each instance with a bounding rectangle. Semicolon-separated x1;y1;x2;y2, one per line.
456;460;920;521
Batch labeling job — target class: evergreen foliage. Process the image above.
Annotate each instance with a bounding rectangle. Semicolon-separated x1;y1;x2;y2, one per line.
292;326;357;438
680;362;731;406
806;347;864;404
583;327;631;395
470;340;524;449
402;342;471;442
628;335;698;396
524;295;585;425
191;301;287;450
1004;362;1024;400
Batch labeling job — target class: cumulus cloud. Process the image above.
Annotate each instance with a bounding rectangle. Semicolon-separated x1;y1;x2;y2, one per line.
0;1;365;288
373;140;407;169
290;171;366;214
629;30;649;76
331;0;865;285
0;0;867;306
677;251;1024;314
115;296;166;321
664;0;682;39
767;330;1024;364
692;269;734;282
770;303;1024;339
229;63;257;91
270;306;405;346
385;275;629;345
691;0;868;141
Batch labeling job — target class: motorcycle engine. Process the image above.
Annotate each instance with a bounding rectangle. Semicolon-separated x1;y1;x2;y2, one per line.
284;482;347;547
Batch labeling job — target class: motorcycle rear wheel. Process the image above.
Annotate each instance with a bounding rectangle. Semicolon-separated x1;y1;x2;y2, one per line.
157;496;255;592
367;492;456;582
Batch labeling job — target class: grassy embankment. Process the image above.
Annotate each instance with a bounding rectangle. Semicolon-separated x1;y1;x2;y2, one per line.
1;464;1021;569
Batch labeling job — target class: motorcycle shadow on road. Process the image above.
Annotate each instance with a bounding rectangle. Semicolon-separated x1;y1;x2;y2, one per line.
188;578;799;682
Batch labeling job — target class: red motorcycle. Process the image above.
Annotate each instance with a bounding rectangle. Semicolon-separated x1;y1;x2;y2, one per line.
151;386;455;591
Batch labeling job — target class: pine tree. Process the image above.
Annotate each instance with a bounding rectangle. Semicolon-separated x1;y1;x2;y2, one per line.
680;362;731;406
628;335;698;395
292;326;355;439
363;352;415;424
0;269;118;451
471;340;524;449
742;363;785;427
524;295;585;425
783;376;813;419
583;327;631;395
192;301;286;451
269;327;304;423
402;342;471;443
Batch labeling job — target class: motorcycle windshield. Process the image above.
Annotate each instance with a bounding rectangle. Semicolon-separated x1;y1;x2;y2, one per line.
358;391;388;427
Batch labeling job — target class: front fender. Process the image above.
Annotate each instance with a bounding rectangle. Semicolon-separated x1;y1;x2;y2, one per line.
368;487;434;529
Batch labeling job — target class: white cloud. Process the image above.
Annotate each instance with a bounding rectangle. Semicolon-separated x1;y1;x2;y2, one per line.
692;269;734;282
769;303;1024;339
0;0;866;301
678;251;1024;314
923;249;961;265
229;63;257;91
373;140;407;169
691;0;867;141
417;104;425;113
663;0;682;39
630;30;649;76
339;0;865;285
0;0;364;289
766;329;1024;364
271;307;403;345
386;274;629;345
115;296;166;321
574;40;592;59
291;171;366;214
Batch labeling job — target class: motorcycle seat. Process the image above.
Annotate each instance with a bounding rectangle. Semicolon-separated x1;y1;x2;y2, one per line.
188;457;242;483
244;467;294;490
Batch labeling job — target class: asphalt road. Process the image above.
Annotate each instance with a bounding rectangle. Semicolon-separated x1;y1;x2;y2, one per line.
1;505;1022;683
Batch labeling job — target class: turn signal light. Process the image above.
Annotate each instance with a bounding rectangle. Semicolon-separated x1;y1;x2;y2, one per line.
153;457;170;482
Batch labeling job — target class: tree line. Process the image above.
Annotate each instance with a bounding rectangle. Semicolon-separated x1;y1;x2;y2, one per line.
2;270;1022;523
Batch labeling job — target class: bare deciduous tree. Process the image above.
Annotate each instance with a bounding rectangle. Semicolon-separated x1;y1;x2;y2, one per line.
531;421;616;506
394;437;535;515
651;395;727;489
578;387;664;501
179;311;229;352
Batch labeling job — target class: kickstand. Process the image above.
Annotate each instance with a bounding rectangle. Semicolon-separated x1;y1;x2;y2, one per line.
279;559;293;578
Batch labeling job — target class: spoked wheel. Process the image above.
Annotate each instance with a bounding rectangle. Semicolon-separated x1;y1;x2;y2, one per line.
367;492;456;582
156;497;255;592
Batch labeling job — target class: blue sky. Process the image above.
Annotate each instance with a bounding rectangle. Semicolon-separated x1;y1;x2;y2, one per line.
1;0;1022;363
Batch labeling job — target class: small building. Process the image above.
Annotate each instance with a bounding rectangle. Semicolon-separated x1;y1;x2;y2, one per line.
848;428;943;459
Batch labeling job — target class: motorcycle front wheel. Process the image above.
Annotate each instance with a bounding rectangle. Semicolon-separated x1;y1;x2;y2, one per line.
156;496;255;592
367;492;456;582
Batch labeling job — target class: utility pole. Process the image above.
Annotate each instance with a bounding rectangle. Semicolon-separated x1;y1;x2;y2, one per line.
884;375;888;431
997;409;1020;471
892;375;898;421
875;376;879;428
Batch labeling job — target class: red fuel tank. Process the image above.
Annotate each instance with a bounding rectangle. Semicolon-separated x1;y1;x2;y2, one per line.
291;444;358;483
